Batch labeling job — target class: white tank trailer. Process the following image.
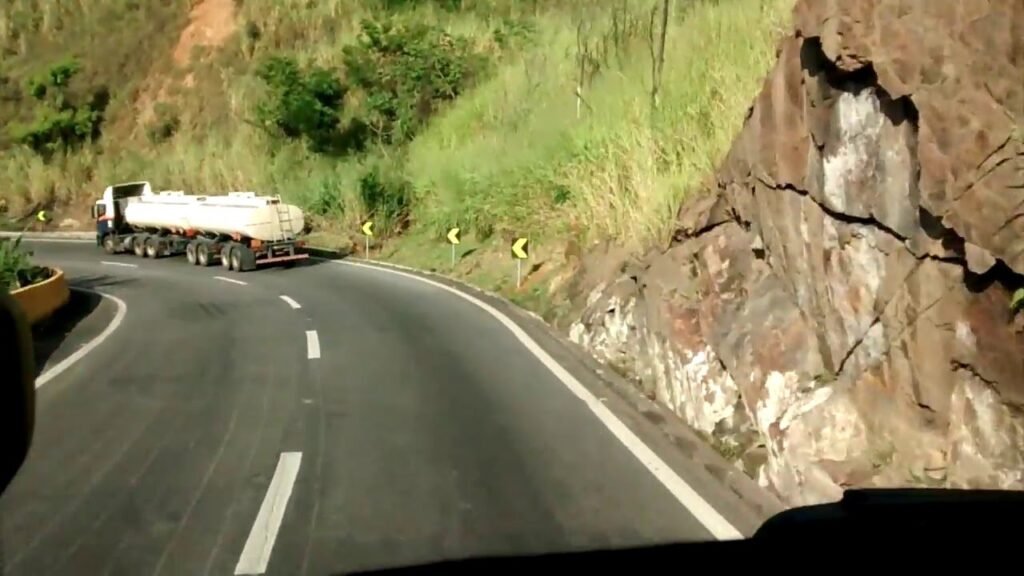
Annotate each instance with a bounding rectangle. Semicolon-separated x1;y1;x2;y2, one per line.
91;181;309;271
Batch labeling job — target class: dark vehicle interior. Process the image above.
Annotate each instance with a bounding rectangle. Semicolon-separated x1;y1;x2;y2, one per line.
2;292;1020;572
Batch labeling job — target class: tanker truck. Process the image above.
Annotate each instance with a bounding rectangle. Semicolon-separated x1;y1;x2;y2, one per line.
91;181;309;271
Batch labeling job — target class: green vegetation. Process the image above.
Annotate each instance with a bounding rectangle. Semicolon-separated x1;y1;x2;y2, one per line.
0;0;792;308
254;55;347;153
342;17;487;146
8;58;107;157
0;235;50;291
1011;288;1024;313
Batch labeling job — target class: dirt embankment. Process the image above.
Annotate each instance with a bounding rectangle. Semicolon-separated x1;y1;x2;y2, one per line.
137;0;237;125
569;0;1024;505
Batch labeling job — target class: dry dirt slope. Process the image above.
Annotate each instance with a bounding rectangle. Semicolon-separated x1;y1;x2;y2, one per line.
570;0;1024;505
137;0;238;126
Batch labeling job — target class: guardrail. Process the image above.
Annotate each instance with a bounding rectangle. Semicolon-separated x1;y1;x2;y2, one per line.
11;268;71;326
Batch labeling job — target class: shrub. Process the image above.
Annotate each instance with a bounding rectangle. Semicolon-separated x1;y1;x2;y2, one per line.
342;18;486;145
492;16;537;50
0;235;50;291
358;163;412;232
254;55;346;154
9;58;107;158
146;102;180;143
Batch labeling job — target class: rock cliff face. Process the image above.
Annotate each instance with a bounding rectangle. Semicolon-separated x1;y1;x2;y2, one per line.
569;0;1024;505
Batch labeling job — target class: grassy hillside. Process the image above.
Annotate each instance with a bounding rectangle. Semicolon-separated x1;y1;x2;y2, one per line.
1;0;791;310
406;0;790;249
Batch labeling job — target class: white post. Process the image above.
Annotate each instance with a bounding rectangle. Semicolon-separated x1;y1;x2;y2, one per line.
365;236;369;260
451;243;455;268
516;259;522;289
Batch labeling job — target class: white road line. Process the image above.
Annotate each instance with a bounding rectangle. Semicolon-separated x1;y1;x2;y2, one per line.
3;237;93;243
100;260;137;268
305;330;320;359
279;295;302;309
36;289;127;389
337;260;744;540
234;452;303;575
214;276;248;286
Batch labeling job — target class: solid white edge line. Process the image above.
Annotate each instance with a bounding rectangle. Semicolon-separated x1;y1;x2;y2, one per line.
234;452;303;575
214;276;248;286
36;288;127;389
100;260;138;268
305;330;320;359
335;259;744;541
279;295;302;309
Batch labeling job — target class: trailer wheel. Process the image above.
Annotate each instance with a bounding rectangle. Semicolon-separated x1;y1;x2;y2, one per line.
186;241;198;265
133;235;147;257
230;247;244;272
221;245;234;270
144;237;159;258
197;242;212;266
102;234;117;254
235;246;256;272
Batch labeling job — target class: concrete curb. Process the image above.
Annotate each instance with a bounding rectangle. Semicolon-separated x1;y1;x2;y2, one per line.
11;267;71;326
1;231;94;241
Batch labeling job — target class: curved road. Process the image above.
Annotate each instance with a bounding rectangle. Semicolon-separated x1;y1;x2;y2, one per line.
0;240;775;575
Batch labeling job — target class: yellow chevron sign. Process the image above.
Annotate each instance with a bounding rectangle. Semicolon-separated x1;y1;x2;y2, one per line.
447;227;461;245
361;220;374;236
511;237;528;259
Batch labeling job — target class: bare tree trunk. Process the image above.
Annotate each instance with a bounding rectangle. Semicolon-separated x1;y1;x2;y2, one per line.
650;0;670;111
577;20;586;119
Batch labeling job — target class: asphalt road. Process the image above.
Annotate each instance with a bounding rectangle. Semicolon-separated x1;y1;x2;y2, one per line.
0;240;777;575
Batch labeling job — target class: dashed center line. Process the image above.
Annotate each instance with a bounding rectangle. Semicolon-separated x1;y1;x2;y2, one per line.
100;260;137;268
279;295;302;309
305;330;321;359
234;452;303;575
214;276;248;286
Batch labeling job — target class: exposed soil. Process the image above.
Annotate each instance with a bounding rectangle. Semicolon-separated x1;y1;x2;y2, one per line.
137;0;237;125
172;0;238;67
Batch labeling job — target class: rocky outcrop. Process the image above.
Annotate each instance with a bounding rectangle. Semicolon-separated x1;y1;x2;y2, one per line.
570;0;1024;505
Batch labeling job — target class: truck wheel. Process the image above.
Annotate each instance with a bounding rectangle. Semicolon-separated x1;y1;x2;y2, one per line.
230;248;243;272
133;236;147;257
197;242;212;266
238;246;257;272
186;241;198;265
221;245;234;270
102;235;117;254
144;237;159;259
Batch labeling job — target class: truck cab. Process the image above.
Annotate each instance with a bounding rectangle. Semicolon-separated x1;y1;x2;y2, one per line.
91;181;152;246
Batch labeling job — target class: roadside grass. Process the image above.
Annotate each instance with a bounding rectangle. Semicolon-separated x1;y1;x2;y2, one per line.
405;0;792;250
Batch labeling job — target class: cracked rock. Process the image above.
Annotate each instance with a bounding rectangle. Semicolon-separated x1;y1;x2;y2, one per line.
570;0;1024;504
